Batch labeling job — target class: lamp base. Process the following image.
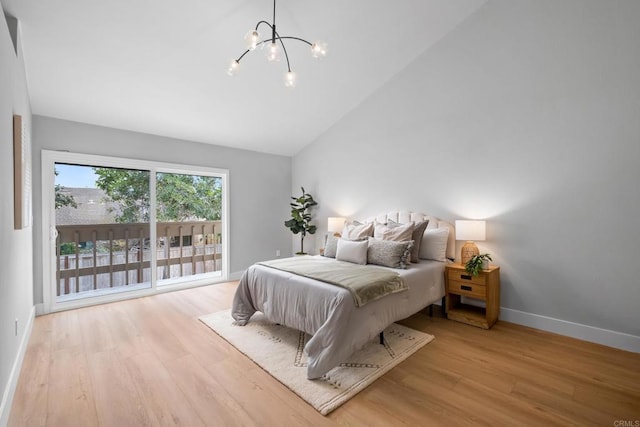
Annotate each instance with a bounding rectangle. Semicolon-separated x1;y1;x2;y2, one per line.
461;241;479;265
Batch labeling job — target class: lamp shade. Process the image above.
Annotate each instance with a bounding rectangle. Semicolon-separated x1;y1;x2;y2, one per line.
327;217;346;234
455;220;486;241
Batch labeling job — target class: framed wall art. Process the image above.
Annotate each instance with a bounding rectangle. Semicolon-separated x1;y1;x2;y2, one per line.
13;114;32;229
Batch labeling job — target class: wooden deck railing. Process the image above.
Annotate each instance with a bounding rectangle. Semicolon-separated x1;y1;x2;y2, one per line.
56;221;222;296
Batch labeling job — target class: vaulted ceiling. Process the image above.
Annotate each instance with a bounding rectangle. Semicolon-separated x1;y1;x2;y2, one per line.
3;0;486;155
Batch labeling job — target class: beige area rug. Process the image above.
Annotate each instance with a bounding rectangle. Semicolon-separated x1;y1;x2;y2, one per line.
199;310;434;415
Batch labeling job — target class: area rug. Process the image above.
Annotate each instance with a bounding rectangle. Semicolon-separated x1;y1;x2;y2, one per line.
199;310;434;415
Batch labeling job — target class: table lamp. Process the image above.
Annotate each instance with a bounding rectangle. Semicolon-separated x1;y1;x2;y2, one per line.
327;217;346;237
455;220;486;265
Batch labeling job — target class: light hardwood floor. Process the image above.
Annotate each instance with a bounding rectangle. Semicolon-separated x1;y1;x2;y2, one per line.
9;281;640;426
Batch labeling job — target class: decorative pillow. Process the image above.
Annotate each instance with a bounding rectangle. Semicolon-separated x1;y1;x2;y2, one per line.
342;220;374;240
418;227;449;262
336;238;368;265
386;220;415;241
323;233;339;258
374;220;415;242
367;238;413;269
408;220;429;262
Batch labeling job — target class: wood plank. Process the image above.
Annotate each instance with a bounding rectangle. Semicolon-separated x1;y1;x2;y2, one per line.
451;377;576;426
50;309;83;353
573;383;640;420
163;354;255;426
199;356;329;426
86;348;152;426
121;297;190;364
77;305;115;354
46;347;99;427
103;299;142;344
124;351;205;426
7;316;52;427
511;380;615;426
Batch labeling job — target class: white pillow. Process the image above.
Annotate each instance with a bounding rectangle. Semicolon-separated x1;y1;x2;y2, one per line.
373;221;388;239
419;227;450;262
336;238;368;265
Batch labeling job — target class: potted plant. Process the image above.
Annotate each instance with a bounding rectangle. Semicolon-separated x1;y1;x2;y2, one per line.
284;187;318;255
464;254;493;277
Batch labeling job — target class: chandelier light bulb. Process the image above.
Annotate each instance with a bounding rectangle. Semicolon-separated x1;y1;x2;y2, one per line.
265;42;281;62
227;60;240;76
310;41;328;59
244;30;260;51
284;71;297;89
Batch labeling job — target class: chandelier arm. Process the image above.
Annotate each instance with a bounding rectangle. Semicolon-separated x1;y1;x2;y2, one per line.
273;29;291;72
243;36;309;48
235;49;251;63
276;36;313;47
254;20;272;32
280;42;291;72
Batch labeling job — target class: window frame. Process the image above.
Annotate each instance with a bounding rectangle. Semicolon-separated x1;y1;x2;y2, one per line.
41;150;230;313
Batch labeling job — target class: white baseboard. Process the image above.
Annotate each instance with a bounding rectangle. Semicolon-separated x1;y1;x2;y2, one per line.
0;306;36;427
500;307;640;353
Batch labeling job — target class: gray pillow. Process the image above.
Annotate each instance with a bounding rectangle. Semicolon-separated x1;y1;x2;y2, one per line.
411;220;429;262
367;238;414;269
388;219;429;262
323;233;339;258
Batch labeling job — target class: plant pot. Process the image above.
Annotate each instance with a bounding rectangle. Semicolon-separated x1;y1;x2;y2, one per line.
482;259;490;270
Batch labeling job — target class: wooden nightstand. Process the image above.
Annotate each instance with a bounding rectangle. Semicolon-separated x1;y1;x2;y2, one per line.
445;263;500;329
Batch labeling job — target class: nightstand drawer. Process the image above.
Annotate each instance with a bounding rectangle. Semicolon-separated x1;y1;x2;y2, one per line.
448;280;486;299
447;269;486;285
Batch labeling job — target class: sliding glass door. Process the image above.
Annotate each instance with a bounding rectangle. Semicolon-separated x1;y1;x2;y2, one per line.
42;151;228;312
54;164;152;302
155;172;223;285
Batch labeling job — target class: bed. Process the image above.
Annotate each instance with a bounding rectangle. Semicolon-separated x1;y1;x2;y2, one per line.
232;211;455;379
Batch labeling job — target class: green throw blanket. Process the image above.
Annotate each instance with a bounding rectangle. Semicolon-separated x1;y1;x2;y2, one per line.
257;256;407;307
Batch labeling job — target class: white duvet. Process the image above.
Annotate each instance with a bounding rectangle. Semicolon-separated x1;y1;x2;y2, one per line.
232;256;446;379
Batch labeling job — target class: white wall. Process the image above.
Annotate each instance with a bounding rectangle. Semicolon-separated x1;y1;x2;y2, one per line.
32;116;293;305
293;0;640;349
0;6;34;426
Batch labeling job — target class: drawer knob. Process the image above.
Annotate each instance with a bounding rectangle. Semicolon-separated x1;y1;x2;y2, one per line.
461;274;472;280
461;285;472;291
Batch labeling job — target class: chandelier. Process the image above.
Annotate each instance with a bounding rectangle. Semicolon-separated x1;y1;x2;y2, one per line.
227;0;328;89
